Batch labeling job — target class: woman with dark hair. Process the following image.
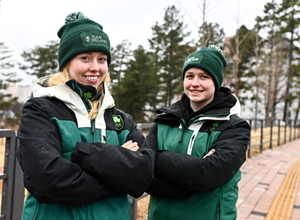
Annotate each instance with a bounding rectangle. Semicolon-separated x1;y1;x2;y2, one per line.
146;45;250;220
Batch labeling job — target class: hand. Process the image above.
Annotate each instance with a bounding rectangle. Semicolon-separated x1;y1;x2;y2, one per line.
203;149;216;158
121;140;139;151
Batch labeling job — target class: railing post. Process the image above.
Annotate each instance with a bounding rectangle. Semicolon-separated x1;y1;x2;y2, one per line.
136;123;142;131
270;119;273;149
260;119;264;153
248;119;252;158
278;120;281;146
294;121;297;140
12;138;24;220
289;120;292;142
0;129;24;220
298;120;300;138
284;121;287;144
130;197;137;220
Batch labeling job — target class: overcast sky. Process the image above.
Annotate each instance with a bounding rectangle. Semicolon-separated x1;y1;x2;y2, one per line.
0;0;274;84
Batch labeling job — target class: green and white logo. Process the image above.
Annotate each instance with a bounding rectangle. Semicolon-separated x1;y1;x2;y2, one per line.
184;53;203;65
113;115;124;130
81;31;109;46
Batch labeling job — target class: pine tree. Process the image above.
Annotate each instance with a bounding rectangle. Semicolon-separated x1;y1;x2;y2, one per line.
224;25;257;102
148;5;194;106
119;46;154;122
0;42;20;128
181;0;225;48
254;0;285;122
19;40;59;79
276;0;300;122
198;22;225;48
292;58;300;124
109;40;132;108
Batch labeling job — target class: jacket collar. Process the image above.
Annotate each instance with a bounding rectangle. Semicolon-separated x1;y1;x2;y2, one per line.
33;75;115;111
155;87;240;121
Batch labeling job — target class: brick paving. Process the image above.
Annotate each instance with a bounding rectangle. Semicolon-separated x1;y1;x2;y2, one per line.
237;139;300;220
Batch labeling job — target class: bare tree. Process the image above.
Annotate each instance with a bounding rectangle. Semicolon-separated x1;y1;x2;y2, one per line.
177;0;224;47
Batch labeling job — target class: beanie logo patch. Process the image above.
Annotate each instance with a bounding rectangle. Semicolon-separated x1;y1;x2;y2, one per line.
81;31;109;47
85;35;107;44
184;54;203;65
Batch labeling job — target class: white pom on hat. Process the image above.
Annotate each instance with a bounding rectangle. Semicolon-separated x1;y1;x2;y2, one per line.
65;12;88;24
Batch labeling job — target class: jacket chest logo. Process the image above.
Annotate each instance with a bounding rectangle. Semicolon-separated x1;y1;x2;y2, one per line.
210;121;220;132
113;115;124;130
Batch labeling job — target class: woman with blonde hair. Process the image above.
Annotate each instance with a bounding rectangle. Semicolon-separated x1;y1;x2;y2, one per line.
17;12;154;220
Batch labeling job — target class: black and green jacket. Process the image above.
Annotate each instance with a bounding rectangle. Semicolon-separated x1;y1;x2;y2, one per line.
17;75;155;220
146;87;250;220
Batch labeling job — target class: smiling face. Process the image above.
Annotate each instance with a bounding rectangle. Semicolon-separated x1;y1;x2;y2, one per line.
67;52;108;88
183;67;216;112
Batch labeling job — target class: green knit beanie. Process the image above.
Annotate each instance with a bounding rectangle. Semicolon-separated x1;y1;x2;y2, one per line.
57;12;111;71
182;45;227;92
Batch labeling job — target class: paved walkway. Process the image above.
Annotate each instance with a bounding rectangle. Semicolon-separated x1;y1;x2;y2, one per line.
237;139;300;220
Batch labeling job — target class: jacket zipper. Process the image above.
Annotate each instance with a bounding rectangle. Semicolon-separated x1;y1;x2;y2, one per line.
187;133;196;155
91;119;95;133
186;120;204;155
69;80;102;142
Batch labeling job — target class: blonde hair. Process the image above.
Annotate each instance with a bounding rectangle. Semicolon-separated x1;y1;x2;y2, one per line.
48;67;110;119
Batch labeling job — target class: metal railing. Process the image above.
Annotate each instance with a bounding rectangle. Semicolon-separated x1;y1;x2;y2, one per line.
246;119;300;158
0;129;24;220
